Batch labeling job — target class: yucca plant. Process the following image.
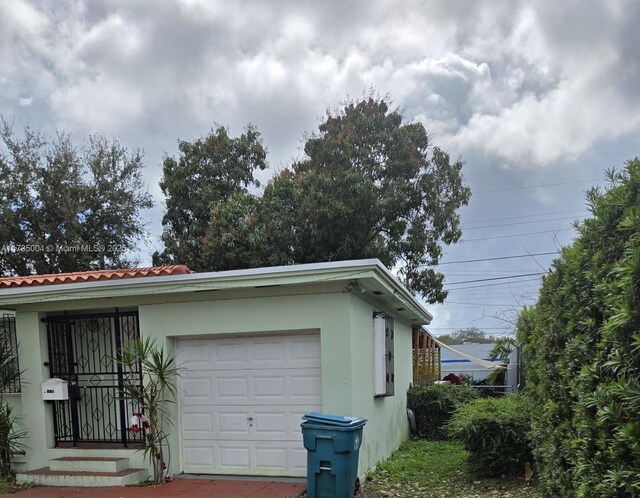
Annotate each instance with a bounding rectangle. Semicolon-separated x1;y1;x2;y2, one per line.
0;331;26;476
116;337;178;484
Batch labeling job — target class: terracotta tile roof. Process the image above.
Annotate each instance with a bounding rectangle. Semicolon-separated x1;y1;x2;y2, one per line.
0;265;192;289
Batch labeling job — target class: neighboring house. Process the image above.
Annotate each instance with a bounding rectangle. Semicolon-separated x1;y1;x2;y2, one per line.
0;259;432;486
439;342;519;391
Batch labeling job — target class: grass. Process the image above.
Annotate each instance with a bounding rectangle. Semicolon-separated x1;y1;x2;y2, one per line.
359;439;539;498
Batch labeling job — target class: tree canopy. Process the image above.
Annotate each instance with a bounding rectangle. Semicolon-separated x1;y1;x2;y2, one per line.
196;97;471;302
436;328;494;345
153;125;267;271
0;122;153;276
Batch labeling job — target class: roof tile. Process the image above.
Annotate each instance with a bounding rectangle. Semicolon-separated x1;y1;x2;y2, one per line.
0;265;192;288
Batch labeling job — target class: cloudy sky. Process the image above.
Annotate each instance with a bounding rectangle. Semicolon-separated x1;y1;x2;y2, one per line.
2;0;639;337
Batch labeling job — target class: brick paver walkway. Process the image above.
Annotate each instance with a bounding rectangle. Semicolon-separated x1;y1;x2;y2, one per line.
12;478;305;498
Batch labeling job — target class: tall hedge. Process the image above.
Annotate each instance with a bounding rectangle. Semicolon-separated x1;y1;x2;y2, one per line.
518;159;640;497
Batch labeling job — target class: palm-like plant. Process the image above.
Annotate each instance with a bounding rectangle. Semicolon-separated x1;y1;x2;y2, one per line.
488;337;517;362
117;338;178;484
0;332;26;476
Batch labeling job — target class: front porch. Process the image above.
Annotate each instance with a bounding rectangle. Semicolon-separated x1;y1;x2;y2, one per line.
16;307;153;486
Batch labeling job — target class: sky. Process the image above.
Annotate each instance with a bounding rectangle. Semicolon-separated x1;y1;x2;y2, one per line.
1;0;639;338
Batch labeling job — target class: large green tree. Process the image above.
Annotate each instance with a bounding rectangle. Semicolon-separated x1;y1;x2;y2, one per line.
153;125;267;271
199;97;470;302
0;122;153;276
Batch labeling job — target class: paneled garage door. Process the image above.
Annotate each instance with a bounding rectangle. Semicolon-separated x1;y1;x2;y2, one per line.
177;333;322;476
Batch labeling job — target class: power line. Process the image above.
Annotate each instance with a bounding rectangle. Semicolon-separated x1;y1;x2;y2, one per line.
443;300;524;306
463;228;573;242
443;269;546;275
438;251;557;265
474;178;601;194
446;272;545;286
463;216;581;231
446;277;542;291
462;209;587;225
429;326;512;330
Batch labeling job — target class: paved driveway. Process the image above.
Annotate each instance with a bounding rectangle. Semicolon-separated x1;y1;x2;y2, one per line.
12;478;306;498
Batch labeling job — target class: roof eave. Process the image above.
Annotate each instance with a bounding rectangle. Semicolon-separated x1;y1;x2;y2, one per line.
0;259;432;324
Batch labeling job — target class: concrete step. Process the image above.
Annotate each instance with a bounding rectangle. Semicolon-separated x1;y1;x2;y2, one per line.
16;467;148;487
50;456;130;473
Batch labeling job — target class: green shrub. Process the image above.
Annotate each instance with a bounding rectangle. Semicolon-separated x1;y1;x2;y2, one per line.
407;384;478;440
518;159;640;497
448;395;532;477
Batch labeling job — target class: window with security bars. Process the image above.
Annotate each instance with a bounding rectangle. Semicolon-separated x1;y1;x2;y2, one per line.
0;314;21;393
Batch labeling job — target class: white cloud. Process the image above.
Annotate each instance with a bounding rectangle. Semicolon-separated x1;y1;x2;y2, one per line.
2;1;638;172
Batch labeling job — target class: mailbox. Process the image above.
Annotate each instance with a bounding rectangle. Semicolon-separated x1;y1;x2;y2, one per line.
41;378;69;401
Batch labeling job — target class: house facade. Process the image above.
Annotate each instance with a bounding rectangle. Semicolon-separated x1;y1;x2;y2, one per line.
0;259;432;484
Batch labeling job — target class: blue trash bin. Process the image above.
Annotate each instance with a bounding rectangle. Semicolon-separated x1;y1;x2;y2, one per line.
301;412;367;498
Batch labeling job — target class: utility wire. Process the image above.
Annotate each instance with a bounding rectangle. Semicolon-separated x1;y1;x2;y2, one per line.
463;216;581;231
446;277;542;292
463;228;573;242
446;272;545;286
442;301;519;306
429;326;512;330
462;209;587;225
474;178;601;194
438;251;557;265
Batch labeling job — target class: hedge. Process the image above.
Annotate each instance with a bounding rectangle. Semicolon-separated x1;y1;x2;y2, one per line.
407;384;478;440
517;159;640;497
448;395;532;477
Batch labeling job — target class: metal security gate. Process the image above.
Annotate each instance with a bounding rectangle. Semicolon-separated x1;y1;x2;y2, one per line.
44;310;143;447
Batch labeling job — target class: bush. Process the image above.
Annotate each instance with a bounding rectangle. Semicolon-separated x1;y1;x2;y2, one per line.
407;384;478;440
448;395;532;477
518;160;640;497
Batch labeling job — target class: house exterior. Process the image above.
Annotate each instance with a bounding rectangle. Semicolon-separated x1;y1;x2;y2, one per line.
440;342;519;391
0;259;432;485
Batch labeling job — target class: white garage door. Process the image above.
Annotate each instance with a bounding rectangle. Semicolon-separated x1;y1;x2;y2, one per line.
177;333;322;476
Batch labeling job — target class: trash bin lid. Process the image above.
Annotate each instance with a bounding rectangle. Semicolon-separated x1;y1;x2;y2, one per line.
303;412;367;427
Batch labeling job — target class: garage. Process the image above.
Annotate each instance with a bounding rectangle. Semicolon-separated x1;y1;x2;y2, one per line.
177;332;322;476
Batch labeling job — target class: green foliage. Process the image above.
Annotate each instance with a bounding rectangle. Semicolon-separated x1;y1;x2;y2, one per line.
200;190;266;270
117;337;179;484
407;384;478;439
0;121;153;276
0;327;25;476
518;158;640;497
153;125;267;271
488;337;517;362
449;395;532;477
437;328;494;345
190;95;470;303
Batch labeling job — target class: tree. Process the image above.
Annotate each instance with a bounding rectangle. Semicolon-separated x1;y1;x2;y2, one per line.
200;191;267;271
153;125;267;272
201;96;471;302
437;328;494;345
0;122;153;276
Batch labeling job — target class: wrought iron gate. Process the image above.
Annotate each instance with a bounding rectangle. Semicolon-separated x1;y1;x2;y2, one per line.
44;310;143;447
